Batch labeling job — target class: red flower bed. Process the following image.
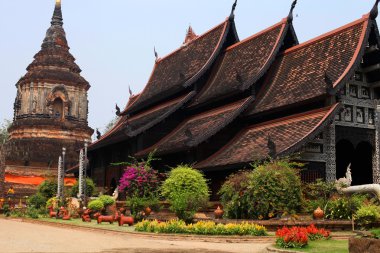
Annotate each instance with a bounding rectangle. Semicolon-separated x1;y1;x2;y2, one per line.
275;224;331;249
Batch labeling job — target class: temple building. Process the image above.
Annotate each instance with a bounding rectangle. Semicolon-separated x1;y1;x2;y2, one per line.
4;0;93;196
88;1;380;197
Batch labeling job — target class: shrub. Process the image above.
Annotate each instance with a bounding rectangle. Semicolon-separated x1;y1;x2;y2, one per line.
246;160;302;219
127;196;160;220
27;194;47;209
26;207;40;219
119;163;162;198
46;197;60;209
37;180;57;198
161;165;209;222
355;204;380;228
70;178;96;197
10;208;26;218
302;179;336;213
87;199;104;211
99;195;115;207
135;220;268;236
219;170;251;219
325;194;367;220
3;204;10;217
219;160;302;220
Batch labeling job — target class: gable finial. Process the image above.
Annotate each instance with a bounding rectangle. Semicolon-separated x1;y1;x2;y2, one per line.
154;47;159;62
229;0;238;20
287;0;298;23
51;0;63;26
370;0;380;20
115;104;121;116
128;85;133;96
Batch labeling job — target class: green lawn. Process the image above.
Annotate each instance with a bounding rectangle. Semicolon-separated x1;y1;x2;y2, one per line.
282;240;348;253
38;217;136;232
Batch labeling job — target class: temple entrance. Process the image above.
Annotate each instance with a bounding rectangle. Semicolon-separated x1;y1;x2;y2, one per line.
336;139;373;185
351;142;373;185
336;140;355;180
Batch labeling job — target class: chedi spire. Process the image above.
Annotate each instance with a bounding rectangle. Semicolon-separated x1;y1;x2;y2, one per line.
51;0;63;26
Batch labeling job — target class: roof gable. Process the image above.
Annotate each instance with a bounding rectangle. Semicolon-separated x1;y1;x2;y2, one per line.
191;19;293;106
247;15;370;116
124;20;233;115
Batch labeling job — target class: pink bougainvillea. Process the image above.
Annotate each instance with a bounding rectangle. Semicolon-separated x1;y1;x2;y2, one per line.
119;163;162;197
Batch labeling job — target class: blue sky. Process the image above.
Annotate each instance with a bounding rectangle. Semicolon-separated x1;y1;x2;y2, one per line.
0;0;378;133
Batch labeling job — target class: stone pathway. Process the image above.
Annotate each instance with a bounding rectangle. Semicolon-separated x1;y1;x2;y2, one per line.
0;219;272;253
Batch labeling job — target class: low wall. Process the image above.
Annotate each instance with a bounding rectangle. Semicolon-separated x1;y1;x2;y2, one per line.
349;237;380;253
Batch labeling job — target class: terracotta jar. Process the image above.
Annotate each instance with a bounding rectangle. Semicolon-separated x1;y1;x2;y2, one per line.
214;206;224;219
313;206;324;219
144;207;152;216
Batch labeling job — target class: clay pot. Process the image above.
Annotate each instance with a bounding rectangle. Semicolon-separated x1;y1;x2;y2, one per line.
313;206;324;219
144;207;152;216
214;206;224;219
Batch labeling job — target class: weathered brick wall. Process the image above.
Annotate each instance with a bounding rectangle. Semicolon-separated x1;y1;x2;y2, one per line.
0;145;5;198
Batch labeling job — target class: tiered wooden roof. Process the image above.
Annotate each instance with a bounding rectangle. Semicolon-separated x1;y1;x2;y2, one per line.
90;1;380;172
137;97;253;156
91;8;240;150
195;105;341;169
247;14;372;116
123;19;236;115
191;18;296;106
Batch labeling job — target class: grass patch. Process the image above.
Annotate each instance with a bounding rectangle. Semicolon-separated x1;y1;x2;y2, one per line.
370;228;380;239
288;240;348;253
38;217;135;232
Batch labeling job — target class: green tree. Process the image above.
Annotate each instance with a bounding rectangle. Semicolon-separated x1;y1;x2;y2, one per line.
0;119;11;145
104;117;118;133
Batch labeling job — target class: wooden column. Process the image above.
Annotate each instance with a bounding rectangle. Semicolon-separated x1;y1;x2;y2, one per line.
324;123;336;182
373;104;380;184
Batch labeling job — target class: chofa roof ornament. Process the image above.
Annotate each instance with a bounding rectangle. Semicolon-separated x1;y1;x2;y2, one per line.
229;0;238;21
370;0;380;20
287;0;298;23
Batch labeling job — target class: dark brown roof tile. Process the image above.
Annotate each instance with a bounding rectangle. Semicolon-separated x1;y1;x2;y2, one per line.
196;104;340;169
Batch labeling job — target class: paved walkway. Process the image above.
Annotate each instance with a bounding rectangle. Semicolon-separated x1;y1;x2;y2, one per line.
0;219;272;253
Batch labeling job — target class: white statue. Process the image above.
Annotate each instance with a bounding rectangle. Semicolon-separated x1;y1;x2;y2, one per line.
112;186;119;201
336;164;352;189
336;164;380;201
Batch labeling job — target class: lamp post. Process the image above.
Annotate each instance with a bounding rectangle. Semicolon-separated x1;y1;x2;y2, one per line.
61;147;66;204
